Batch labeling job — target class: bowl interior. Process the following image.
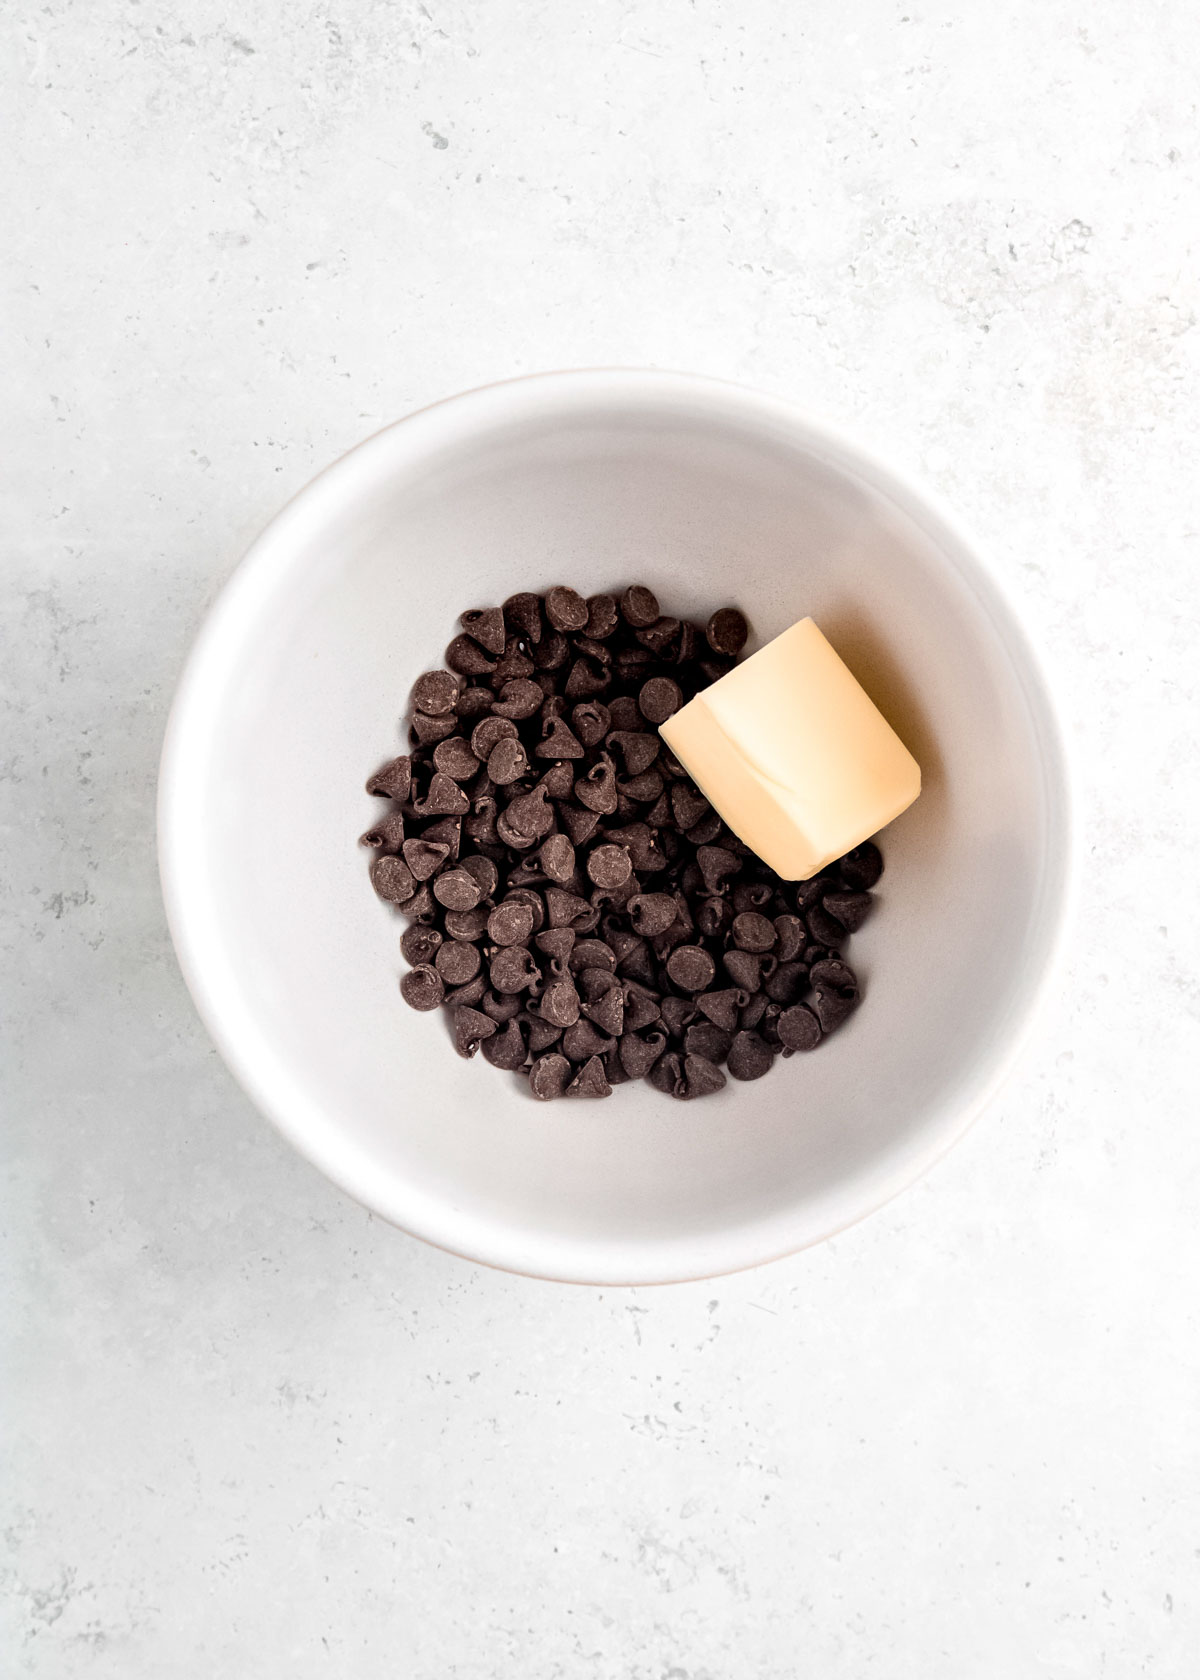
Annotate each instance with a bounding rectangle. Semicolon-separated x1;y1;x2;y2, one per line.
162;375;1068;1282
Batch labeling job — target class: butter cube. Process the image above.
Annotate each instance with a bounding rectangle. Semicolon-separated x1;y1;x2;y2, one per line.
660;618;921;880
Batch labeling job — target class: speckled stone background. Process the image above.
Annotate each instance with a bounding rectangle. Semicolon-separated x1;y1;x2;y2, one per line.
4;2;1199;1675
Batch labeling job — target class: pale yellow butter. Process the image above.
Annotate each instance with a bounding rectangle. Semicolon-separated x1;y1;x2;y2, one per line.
660;617;920;880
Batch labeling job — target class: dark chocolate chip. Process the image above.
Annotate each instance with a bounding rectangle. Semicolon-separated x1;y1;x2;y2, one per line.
533;631;569;671
487;900;536;947
622;985;662;1032
535;927;575;969
529;1053;571;1099
571;701;611;748
731;912;776;953
459;854;499;898
764;960;809;1007
482;1018;527;1070
669;782;709;831
838;842;884;891
413;773;470;818
638;676;683;725
504;787;555;840
732;880;774;915
706;608;748;656
492;636;536;683
545;887;593;929
366;755;412;801
482;989;525;1023
584;593;619;639
620;770;664;805
620;1029;667;1079
606;695;642;731
823;890;873;932
537;833;575;884
567;1055;611;1098
503;591;543;645
559;803;601;846
586;843;632;889
400;963;444;1011
562;1019;614;1062
370;855;417;903
544;586;589;633
726;1030;773;1080
660;995;697;1038
693;897;730;939
433;736;482;782
627;892;678;937
722;948;763;991
460;606;507;656
360;809;407;853
401;838;450;881
504;887;546;931
471;716;518;760
537;761;575;801
806;903;847;948
569;939;616;974
665;944;716;993
739;990;769;1030
539;976;581;1027
420;815;462;861
537;717;585;759
401;924;443;967
778;1004;822;1051
487;737;529;785
582;985;624;1038
647;1050;685;1097
696;845;740;893
433;868;484;912
682;1055;726;1099
774;915;806;961
411;710;458;745
412;669;460;716
575;756;618;814
636;616;681;656
563;656;610;700
435;940;482;986
491;678;543;719
620;585;660;628
456;686;494;720
446;633;497;677
685;810;723;846
489;946;539;994
685;1021;732;1063
696;988;748;1033
403;882;437;922
525;1016;564;1055
444;906;489;941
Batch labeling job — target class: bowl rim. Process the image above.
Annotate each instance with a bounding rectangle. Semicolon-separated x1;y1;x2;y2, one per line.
158;368;1078;1286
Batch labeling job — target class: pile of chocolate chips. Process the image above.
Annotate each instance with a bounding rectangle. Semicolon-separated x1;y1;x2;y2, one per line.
362;586;882;1101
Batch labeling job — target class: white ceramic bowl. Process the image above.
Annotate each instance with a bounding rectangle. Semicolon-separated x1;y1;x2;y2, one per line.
159;371;1072;1284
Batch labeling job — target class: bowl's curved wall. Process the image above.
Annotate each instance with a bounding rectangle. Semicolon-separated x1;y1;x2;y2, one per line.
159;373;1071;1282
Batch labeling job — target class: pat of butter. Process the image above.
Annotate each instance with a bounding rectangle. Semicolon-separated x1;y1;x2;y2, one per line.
660;617;920;880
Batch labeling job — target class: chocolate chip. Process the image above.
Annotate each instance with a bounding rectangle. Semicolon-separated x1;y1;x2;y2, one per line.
413;773;470;818
504;787;555;840
487;737;529;785
412;669;460;716
839;842;883;891
660;995;696;1038
627;892;677;937
636;616;681;656
504;887;545;931
681;1055;726;1099
582;985;624;1038
458;854;498;897
665;945;716;993
456;686;494;720
606;695;642;731
539;976;581;1027
435;940;482;986
778;1004;822;1051
444;907;489;942
722;948;763;991
620;770;664;805
471;716;517;759
620;585;660;628
433;868;483;912
503;591;543;645
535;926;575;969
544;586;589;633
638;676;683;725
727;1030;773;1080
575;756;618;814
668;782;709;832
764;960;808;1006
411;710;458;745
545;887;593;929
732;880;773;915
400;963;444;1011
731;912;776;953
488;900;536;947
445;634;497;677
569;701;610;748
366;755;412;801
403;882;437;922
401;838;450;880
536;763;573;802
620;1029;666;1079
805;903;847;948
567;1055;611;1098
489;946;539;994
460;606;507;656
648;1049;685;1096
696;845;739;893
706;608;748;656
585;593;619;638
810;960;860;1033
525;1016;564;1055
360;809;407;853
559;803;601;846
622;985;662;1032
685;1022;731;1063
481;1018;527;1070
433;736;481;782
492;678;543;719
587;843;632;889
562;1019;614;1062
401;924;443;966
739;990;769;1031
529;1052;571;1099
696;988;747;1033
823;890;873;932
533;631;569;671
773;915;806;961
537;717;584;759
370;854;417;903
